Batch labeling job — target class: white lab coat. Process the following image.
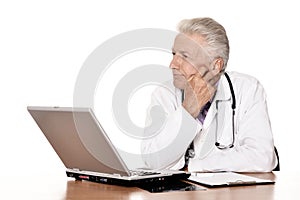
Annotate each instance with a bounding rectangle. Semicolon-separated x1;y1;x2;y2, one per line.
141;71;278;172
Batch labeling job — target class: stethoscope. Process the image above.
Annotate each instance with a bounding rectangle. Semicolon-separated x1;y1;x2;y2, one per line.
182;72;236;161
215;72;236;149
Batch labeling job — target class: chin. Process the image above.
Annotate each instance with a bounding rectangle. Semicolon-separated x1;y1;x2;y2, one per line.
173;80;185;90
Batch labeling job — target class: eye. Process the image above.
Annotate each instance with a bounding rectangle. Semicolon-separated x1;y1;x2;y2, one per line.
182;54;188;58
171;51;176;56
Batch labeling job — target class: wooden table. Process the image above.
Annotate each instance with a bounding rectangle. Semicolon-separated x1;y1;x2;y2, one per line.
2;172;299;199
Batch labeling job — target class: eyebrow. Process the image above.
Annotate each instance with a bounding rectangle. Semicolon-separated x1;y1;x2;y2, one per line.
171;48;191;55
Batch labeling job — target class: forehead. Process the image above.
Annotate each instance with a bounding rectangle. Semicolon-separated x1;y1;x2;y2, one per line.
173;33;208;55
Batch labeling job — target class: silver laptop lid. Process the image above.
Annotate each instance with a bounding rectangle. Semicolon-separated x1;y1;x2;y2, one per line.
27;106;130;176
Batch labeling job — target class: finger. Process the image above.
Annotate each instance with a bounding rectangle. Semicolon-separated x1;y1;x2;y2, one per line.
185;75;197;91
210;73;222;86
187;75;206;94
196;65;209;77
203;69;221;86
187;75;195;82
209;70;222;86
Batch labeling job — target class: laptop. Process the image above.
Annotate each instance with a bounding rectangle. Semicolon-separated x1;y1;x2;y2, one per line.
27;106;190;186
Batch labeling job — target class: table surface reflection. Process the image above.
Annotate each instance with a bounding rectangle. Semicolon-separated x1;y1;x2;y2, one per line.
2;172;300;200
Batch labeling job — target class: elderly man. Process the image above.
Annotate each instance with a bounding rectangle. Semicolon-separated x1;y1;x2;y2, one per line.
142;17;278;172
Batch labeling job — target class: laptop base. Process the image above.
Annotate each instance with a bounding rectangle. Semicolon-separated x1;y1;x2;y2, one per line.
66;171;191;187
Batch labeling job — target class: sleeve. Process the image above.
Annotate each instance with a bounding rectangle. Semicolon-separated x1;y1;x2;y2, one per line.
189;79;278;172
141;87;201;170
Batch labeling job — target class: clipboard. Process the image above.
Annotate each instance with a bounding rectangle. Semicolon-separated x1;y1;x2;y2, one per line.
187;172;275;187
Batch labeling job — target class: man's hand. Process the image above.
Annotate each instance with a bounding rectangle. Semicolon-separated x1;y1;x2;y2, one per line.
182;67;221;118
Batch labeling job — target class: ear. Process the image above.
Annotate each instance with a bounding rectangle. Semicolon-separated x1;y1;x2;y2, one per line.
214;58;224;72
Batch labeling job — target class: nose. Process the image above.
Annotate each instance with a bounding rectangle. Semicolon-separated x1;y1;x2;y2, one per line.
169;54;182;69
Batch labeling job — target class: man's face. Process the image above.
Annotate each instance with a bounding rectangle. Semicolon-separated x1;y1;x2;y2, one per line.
170;33;212;89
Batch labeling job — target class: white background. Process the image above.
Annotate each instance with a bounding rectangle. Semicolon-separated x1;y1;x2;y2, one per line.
1;0;300;177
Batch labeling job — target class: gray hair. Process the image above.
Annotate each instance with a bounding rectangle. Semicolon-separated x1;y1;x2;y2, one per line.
177;17;230;70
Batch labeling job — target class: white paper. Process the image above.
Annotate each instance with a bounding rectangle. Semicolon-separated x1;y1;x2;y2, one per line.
188;172;274;186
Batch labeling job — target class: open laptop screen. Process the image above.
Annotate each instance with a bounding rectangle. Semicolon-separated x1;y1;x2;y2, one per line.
27;106;130;176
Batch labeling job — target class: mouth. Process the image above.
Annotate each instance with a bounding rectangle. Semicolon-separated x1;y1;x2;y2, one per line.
172;74;186;82
172;73;187;82
172;72;185;78
173;74;184;77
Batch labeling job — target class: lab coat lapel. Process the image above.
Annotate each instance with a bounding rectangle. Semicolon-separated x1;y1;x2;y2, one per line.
202;101;217;130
